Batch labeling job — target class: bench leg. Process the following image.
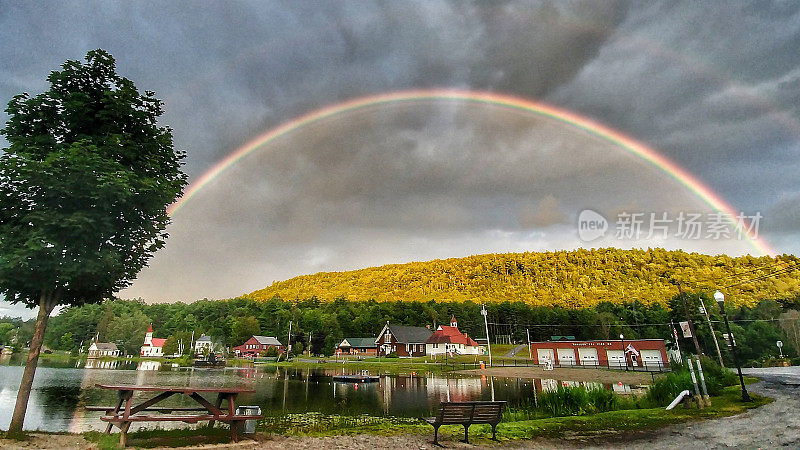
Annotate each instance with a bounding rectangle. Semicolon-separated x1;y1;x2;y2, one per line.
463;424;469;444
119;422;131;447
491;424;498;441
231;420;240;442
105;397;124;433
432;425;442;447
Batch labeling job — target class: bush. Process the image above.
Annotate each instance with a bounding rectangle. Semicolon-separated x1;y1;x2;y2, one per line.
384;352;399;359
645;371;694;406
791;356;800;366
646;356;739;406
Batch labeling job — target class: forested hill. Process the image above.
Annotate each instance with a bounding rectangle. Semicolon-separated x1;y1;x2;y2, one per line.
246;248;800;308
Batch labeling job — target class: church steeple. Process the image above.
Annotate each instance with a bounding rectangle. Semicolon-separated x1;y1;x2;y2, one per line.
144;324;153;346
450;315;458;328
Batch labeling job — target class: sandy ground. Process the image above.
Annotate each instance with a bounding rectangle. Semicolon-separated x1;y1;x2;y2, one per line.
3;367;798;449
459;366;655;385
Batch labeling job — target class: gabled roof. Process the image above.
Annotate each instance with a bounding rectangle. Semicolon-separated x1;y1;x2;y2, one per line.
196;335;212;342
150;338;167;348
253;336;283;346
377;324;432;344
340;337;376;348
426;326;480;346
91;342;118;351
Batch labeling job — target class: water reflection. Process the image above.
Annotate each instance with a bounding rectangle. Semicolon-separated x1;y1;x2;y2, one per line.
0;358;639;433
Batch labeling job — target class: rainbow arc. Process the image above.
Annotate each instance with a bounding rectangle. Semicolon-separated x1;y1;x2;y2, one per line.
167;89;775;256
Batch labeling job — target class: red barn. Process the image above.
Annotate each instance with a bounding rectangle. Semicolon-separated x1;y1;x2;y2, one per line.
232;336;284;358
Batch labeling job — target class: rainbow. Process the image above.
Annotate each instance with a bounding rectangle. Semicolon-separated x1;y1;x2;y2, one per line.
167;89;776;256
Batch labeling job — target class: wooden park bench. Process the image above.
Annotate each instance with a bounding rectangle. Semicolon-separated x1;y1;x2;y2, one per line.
91;384;263;447
424;401;506;445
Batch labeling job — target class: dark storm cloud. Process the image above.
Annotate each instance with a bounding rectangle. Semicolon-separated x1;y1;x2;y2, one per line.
1;1;799;302
0;0;627;178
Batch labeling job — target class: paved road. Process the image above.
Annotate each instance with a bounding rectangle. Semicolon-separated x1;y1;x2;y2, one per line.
585;367;800;449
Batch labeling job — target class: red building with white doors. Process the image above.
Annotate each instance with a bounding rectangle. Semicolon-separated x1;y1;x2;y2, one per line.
529;338;669;369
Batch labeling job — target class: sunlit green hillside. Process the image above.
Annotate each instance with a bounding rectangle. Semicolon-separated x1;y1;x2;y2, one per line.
246;248;799;308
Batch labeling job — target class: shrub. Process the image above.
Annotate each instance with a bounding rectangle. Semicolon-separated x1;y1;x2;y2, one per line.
384;352;399;358
538;385;590;416
645;371;694;406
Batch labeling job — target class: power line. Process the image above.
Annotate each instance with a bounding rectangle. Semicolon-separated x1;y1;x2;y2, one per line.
723;263;800;289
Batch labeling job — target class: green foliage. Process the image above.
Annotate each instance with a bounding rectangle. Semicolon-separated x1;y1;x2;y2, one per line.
645;356;736;406
0;49;187;308
503;385;620;422
231;316;260;346
247;249;800;308
105;309;151;355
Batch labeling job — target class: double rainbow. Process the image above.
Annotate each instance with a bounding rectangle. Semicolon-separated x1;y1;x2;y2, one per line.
167;89;775;256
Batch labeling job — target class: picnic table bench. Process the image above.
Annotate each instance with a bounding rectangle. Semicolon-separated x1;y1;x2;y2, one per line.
91;384;263;447
424;401;506;445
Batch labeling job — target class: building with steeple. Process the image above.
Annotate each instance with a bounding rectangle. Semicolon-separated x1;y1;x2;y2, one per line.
140;324;166;357
425;316;483;356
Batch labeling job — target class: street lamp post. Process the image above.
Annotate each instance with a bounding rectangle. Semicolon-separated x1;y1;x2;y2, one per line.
714;290;751;402
620;334;627;371
482;305;492;367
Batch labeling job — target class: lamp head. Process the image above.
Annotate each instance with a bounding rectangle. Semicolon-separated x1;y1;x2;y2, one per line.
619;334;624;340
714;290;726;312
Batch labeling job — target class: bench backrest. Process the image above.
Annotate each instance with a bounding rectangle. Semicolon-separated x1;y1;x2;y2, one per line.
436;401;506;425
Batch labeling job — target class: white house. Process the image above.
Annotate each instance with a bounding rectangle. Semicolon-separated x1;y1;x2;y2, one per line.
194;334;213;355
87;342;120;358
425;316;483;356
140;324;166;357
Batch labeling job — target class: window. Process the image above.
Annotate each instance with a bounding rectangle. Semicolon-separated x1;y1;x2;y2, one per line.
384;333;391;343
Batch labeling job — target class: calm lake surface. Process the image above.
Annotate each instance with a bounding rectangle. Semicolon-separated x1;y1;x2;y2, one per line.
0;356;631;432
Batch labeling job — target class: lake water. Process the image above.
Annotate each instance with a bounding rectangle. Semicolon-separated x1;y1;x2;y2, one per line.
0;356;631;432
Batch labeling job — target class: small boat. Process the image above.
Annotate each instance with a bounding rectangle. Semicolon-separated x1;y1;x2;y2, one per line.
193;354;226;368
333;374;380;383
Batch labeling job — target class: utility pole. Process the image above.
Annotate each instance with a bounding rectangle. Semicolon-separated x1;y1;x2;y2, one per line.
527;328;532;359
699;299;725;367
482;305;492;367
287;321;293;357
673;280;703;356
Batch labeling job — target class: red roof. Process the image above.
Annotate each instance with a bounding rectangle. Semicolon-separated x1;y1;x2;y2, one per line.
425;326;480;346
147;324;153;333
150;338;167;348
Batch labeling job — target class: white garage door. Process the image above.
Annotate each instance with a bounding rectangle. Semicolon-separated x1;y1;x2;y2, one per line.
577;347;599;366
537;348;554;364
641;350;663;368
557;348;576;366
606;350;624;367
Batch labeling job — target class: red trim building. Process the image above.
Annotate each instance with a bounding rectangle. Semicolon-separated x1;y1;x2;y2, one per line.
232;335;284;358
529;339;668;369
375;322;432;357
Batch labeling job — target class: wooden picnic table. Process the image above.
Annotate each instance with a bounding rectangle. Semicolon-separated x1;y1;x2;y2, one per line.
91;384;263;447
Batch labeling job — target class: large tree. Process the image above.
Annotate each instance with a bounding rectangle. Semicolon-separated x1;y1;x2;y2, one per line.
0;49;186;435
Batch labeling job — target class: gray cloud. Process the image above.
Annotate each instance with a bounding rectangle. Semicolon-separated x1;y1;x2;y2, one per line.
1;0;798;303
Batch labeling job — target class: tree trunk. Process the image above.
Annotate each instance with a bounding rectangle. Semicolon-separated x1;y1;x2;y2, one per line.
7;291;57;436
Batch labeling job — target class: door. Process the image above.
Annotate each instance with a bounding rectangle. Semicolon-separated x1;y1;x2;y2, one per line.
606;350;624;367
577;347;599;366
557;348;576;366
537;348;554;365
641;350;662;368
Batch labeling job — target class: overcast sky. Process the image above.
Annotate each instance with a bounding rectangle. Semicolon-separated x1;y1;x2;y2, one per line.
2;1;799;316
